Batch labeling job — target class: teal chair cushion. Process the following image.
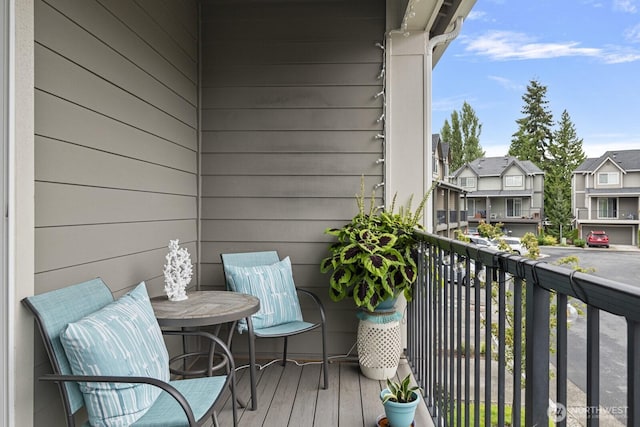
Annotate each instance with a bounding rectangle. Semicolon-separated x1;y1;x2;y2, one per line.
60;282;170;427
224;256;303;332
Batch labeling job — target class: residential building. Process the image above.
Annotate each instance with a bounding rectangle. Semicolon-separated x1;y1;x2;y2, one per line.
1;0;477;425
454;156;545;236
572;149;640;245
432;134;467;238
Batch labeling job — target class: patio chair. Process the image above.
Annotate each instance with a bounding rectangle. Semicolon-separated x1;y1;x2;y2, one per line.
221;251;328;389
22;278;236;427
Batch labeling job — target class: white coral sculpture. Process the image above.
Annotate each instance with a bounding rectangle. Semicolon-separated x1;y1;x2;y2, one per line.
163;239;193;301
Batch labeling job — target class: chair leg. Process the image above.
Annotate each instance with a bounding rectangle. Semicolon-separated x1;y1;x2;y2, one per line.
322;321;329;389
282;336;288;366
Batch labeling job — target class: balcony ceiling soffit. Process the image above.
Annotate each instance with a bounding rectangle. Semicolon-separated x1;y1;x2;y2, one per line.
401;0;477;64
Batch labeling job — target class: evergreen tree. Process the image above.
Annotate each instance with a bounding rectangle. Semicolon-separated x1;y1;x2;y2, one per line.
550;110;586;183
440;102;484;171
508;79;554;167
545;110;587;237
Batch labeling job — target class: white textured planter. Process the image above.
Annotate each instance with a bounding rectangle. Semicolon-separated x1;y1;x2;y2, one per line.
357;310;402;380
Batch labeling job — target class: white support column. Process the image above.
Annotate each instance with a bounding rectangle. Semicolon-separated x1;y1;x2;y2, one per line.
7;0;34;425
385;31;432;230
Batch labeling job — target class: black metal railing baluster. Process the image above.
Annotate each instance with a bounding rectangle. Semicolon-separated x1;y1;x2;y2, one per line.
456;254;463;427
627;318;640;425
463;254;471;427
473;258;481;427
556;292;568;427
512;275;523;427
448;251;455;426
587;306;600;427
524;263;550;427
497;267;506;427
485;264;493;425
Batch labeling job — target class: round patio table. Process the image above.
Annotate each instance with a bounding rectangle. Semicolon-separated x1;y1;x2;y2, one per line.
151;291;260;410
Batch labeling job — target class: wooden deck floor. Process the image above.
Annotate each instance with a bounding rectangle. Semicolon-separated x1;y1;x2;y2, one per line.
211;359;434;427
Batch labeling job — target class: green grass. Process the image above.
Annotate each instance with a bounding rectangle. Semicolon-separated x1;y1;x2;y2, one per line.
446;402;555;426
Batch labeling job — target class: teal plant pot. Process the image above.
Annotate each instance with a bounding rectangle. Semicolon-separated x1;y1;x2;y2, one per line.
380;389;420;427
374;297;398;312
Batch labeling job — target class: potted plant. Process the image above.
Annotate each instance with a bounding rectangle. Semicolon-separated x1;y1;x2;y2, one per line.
320;179;433;379
320;180;433;312
378;374;422;427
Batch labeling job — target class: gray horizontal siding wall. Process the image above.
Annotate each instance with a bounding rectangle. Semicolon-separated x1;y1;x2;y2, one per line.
200;0;385;358
33;0;198;424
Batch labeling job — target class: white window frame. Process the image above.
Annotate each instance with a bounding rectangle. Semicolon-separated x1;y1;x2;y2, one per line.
504;175;523;187
598;172;619;185
460;176;476;188
506;198;522;217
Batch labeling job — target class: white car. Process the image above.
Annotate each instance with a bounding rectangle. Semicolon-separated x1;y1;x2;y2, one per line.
464;235;499;249
492;236;528;256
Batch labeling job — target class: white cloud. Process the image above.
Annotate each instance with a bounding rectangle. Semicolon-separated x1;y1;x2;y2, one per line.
433;94;473;113
466;11;488;21
625;23;640;43
463;30;640;63
464;31;599;60
613;0;638;13
583;132;640;157
488;75;526;91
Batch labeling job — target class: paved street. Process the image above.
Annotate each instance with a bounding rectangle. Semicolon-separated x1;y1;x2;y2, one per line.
540;245;639;423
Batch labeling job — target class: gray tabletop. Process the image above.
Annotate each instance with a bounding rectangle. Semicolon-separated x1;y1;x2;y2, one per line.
151;291;260;328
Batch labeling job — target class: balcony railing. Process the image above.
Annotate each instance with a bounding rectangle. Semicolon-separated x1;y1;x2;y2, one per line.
406;231;640;426
576;208;638;221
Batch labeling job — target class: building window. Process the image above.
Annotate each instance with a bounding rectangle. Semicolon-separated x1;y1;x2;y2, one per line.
598;172;619;185
505;175;523;187
433;156;438;174
598;198;617;218
506;198;522;217
460;177;476;188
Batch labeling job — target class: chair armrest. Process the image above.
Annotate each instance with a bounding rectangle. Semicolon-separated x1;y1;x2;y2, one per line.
295;288;326;324
40;374;198;426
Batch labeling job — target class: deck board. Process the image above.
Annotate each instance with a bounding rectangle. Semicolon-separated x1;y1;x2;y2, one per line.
209;359;435;426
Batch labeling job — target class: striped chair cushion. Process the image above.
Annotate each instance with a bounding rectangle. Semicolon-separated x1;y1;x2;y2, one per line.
224;256;303;332
60;282;169;427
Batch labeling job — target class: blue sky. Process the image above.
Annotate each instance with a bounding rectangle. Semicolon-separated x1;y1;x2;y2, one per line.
432;0;640;158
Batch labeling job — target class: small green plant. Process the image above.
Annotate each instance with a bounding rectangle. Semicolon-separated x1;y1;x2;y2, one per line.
538;234;558;246
574;238;585;248
382;374;422;404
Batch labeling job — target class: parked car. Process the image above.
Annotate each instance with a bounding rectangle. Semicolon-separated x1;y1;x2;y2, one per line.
587;230;609;248
466;227;480;236
466;235;498;249
492;236;529;256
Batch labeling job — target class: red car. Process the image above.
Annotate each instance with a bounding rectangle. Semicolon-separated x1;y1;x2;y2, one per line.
587;231;609;248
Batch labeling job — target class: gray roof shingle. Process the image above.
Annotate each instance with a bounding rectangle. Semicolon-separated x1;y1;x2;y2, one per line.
575;149;640;173
453;156;544;177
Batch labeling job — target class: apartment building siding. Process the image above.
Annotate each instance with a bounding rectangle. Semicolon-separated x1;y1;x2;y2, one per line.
199;0;385;358
454;156;544;236
33;0;199;424
573;150;640;246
